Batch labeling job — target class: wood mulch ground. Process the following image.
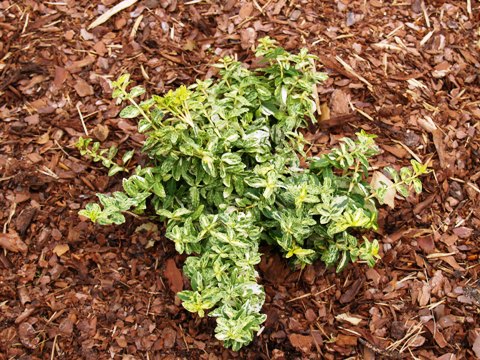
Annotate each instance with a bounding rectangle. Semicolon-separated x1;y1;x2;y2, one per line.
1;0;479;359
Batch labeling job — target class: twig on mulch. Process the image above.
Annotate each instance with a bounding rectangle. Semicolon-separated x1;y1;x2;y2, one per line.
387;322;425;354
286;284;335;303
359;338;401;359
335;56;373;92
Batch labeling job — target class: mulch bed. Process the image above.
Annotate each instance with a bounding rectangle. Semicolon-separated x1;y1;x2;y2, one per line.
1;0;479;359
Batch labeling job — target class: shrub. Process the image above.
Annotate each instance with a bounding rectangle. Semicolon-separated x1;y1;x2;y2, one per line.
77;37;427;350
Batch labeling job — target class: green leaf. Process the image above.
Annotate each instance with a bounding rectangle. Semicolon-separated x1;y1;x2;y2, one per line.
412;178;422;194
129;86;145;98
396;184;409;197
245;177;267;188
156;209;173;218
172;208;192;218
102;212;125;225
152;182;166;198
112;88;124;100
116;73;130;87
400;167;413;182
256;84;272;99
411;160;428;175
202;156;217;177
122;150;135;164
221;153;242;165
120;105;141;119
384;167;399;183
138;119;152;133
322;244;339;267
108;165;124;176
336;251;349;273
79;203;102;222
292;247;315;257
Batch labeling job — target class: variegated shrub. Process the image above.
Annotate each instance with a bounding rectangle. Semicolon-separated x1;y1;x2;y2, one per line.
77;37;427;350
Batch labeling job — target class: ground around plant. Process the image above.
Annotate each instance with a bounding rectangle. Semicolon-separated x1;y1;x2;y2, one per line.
1;0;480;359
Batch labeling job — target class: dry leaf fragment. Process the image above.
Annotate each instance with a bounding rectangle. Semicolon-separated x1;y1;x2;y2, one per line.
117;119;138;133
88;0;139;30
25;114;40;125
346;12;363;27
53;244;69;256
366;268;381;286
162;327;177;349
440;234;458;246
80;28;95;41
431;128;447;168
335;313;363;325
430;270;444;295
240;27;257;49
272;0;287;15
116;335;128;348
457;295;473;304
0;231;28;254
370;171;396;208
417;236;435;254
441;256;464;271
93;41;107;56
437;354;457;360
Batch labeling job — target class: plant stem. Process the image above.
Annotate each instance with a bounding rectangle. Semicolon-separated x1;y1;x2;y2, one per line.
120;88;160;130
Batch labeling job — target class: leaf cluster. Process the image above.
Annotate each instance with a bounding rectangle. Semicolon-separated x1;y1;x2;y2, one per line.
77;38;427;350
76;137;134;176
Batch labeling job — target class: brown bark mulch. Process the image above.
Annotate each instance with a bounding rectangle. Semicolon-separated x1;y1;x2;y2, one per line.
1;0;479;359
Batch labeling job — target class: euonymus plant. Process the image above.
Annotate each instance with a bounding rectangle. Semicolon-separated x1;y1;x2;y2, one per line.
77;38;427;350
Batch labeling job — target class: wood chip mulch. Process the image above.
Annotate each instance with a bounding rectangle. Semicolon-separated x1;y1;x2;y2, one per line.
1;0;479;359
